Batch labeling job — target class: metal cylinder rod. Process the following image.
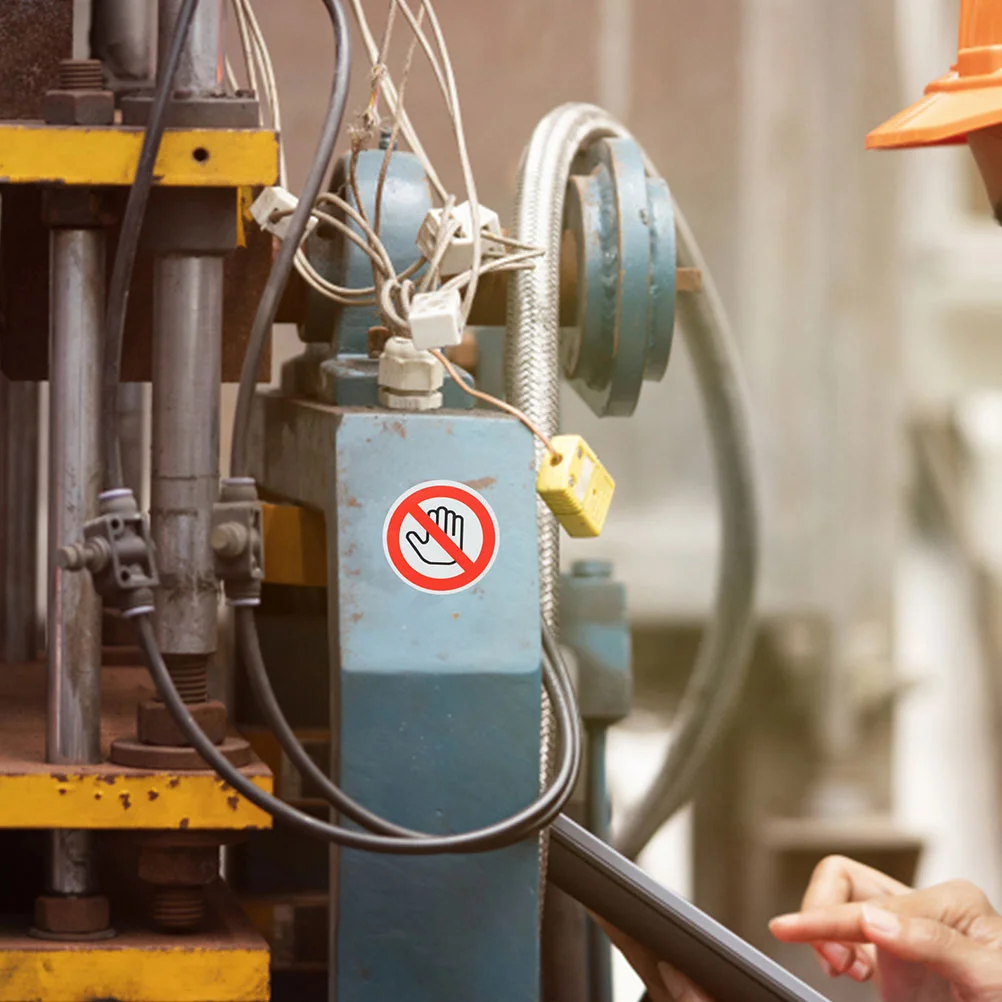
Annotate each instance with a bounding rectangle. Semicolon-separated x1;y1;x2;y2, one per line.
117;383;146;505
0;376;40;664
92;0;155;83
47;228;105;895
157;0;225;98
151;255;223;673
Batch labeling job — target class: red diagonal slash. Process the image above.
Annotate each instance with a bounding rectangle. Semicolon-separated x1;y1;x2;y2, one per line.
408;502;476;574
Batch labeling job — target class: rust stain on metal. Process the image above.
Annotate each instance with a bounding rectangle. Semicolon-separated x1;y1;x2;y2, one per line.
452;613;460;620
147;790;160;802
94;792;102;801
463;476;496;491
179;817;190;829
351;612;363;623
343;495;362;508
227;795;240;811
100;775;117;785
58;788;67;795
119;792;132;810
168;777;181;789
390;421;407;439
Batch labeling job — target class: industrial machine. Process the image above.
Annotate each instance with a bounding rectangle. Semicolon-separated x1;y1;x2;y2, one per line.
0;2;758;1000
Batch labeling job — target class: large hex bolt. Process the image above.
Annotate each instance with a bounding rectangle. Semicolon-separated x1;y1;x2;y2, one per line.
138;833;222;933
44;59;115;126
138;697;227;745
33;894;112;940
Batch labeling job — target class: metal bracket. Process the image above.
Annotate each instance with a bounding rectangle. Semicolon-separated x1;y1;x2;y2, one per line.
212;478;265;606
59;488;157;617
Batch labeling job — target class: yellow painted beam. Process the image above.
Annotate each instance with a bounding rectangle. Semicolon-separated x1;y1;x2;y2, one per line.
0;887;269;1001
0;946;269;1002
261;502;328;588
0;124;279;187
0;768;273;830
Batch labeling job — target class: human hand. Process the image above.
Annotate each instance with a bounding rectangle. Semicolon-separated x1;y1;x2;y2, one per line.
598;917;712;1001
770;857;1002;1002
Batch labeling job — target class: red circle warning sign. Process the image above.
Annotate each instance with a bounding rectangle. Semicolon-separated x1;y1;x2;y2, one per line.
383;480;500;594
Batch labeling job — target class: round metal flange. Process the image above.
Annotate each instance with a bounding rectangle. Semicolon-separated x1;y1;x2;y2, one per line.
560;136;676;417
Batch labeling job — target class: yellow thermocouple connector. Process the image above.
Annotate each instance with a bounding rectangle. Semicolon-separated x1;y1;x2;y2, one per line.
537;435;615;538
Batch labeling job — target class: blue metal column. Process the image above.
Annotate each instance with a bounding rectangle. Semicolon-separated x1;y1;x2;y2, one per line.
330;410;542;1002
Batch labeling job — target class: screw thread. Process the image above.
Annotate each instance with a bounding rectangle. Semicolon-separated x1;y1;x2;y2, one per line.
59;59;104;90
164;654;209;704
151;887;205;931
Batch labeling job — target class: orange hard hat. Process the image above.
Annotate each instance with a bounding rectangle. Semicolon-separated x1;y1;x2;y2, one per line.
868;0;1002;149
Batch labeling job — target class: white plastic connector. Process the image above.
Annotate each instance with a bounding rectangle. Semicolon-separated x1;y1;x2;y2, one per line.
250;186;318;242
378;336;444;412
407;289;464;351
416;200;504;277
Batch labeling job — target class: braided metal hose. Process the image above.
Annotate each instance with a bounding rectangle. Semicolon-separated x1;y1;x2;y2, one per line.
507;103;759;862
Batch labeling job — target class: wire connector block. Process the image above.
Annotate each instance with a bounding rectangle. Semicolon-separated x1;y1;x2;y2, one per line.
416;200;504;277
537;435;616;538
58;488;158;616
250;186;318;243
212;478;265;606
377;336;444;412
408;288;464;351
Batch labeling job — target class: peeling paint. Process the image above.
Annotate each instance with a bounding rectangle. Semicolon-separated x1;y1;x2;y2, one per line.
227;795;240;811
147;790;159;802
119;792;131;810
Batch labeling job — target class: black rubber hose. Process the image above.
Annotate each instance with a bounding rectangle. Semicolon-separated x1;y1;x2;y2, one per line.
141;612;581;853
102;0;200;490
228;0;351;478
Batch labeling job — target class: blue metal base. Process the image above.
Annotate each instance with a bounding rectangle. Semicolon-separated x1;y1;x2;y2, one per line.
250;396;542;1002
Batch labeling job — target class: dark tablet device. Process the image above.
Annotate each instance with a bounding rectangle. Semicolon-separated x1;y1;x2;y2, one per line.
548;815;831;1002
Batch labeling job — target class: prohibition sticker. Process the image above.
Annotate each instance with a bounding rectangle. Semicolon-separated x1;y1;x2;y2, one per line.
383;480;499;594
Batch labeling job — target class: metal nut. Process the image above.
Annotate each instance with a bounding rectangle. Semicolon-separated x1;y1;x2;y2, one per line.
34;895;110;935
138;843;220;887
43;89;116;126
137;698;228;746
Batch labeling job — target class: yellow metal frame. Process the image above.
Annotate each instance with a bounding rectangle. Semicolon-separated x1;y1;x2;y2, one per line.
0;888;269;1002
0;123;279;187
261;502;328;588
0;765;273;830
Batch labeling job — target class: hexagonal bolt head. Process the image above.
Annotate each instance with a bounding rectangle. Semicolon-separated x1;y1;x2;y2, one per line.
138;844;220;888
137;698;228;746
43;89;116;126
34;895;110;935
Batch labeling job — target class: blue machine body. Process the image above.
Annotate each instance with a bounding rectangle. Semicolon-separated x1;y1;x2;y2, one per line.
329;410;542;1002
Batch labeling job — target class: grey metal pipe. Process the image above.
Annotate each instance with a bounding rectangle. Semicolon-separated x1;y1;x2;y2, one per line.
0;377;39;664
158;0;224;97
91;0;154;82
506;104;759;862
47;228;105;895
151;255;223;662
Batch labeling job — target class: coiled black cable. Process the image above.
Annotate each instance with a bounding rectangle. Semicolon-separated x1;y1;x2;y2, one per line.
140;613;580;853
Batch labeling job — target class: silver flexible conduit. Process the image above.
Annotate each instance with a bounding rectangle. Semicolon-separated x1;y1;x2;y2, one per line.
506;103;759;862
